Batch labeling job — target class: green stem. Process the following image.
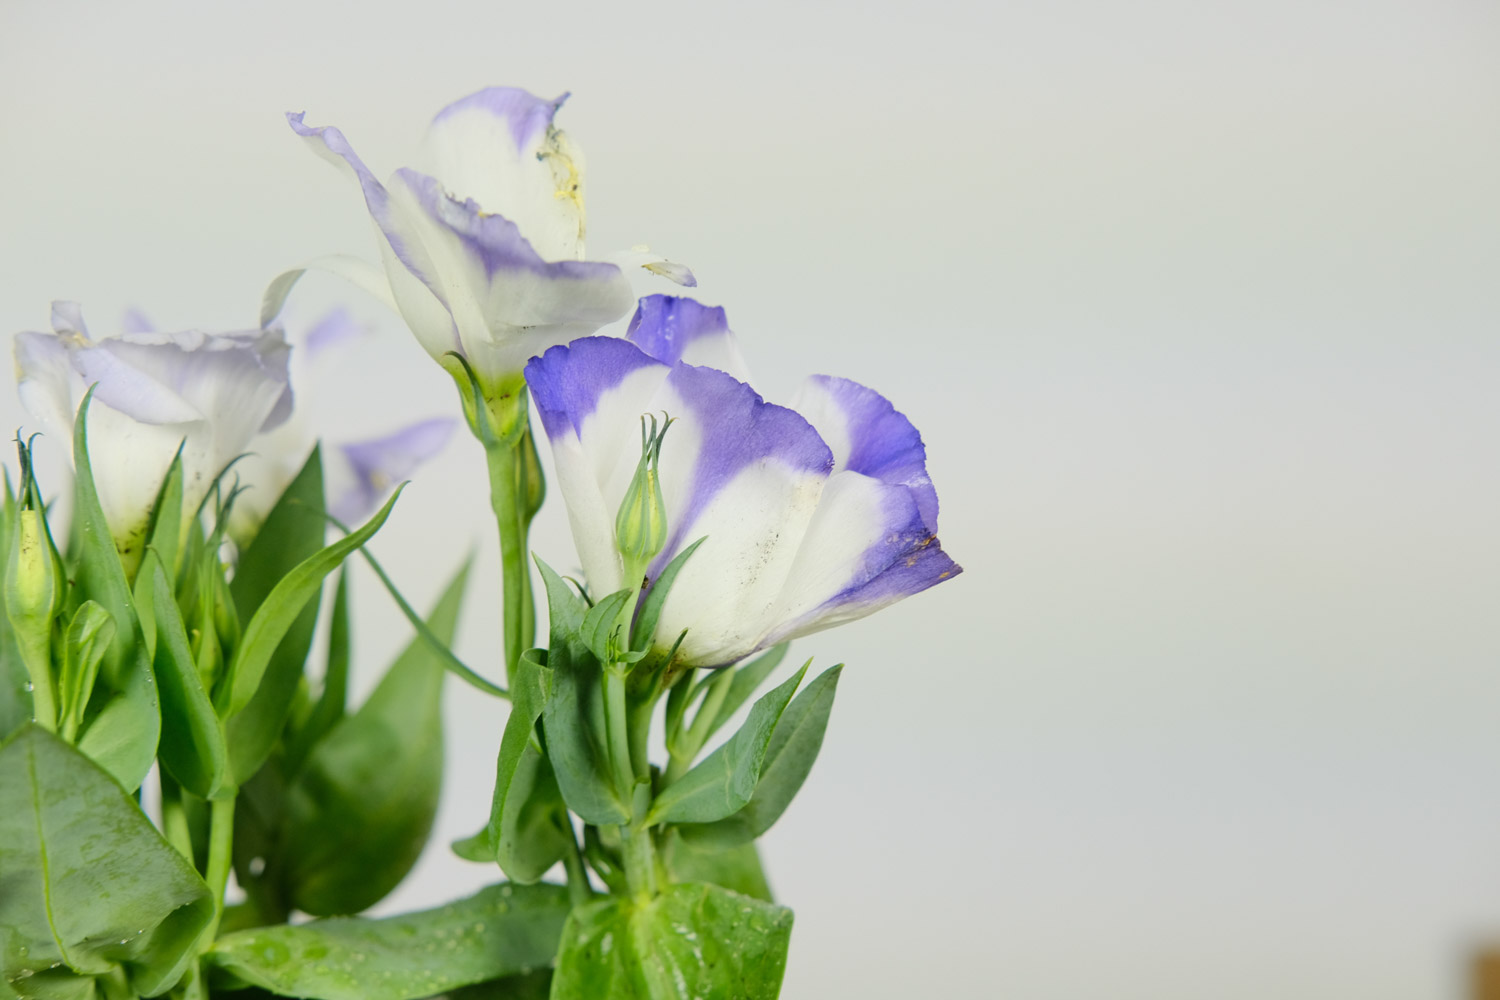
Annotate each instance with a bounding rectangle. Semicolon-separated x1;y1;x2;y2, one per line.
603;668;637;793
202;795;236;941
618;823;656;902
159;771;194;863
16;633;56;734
557;811;593;909
485;440;531;684
662;669;734;786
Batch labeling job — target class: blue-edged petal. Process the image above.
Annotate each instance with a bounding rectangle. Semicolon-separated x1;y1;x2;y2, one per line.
328;417;457;523
419;87;586;262
287;111;462;363
391;169;634;380
609;246;698;288
626;295;750;382
789;375;939;532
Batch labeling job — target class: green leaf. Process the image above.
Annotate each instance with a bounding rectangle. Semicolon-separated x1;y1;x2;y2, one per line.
677;663;843;850
578;588;632;663
0;481;32;740
56;601;114;744
702;643;788;741
205;882;570;1000
461;646;568;882
145;561;229;799
226;470;404;785
534;558;628;826
662;833;774;902
0;725;213;995
629;537;704;652
648;663;808;825
68;391;159;791
277;559;470;915
143;446;185;583
550;882;793;1000
283;568;351;772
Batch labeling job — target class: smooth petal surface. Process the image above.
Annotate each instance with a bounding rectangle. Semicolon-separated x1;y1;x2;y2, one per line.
390;169;634;379
13;304;293;545
286;112;462;364
527;336;961;666
420;87;586;261
626;294;751;382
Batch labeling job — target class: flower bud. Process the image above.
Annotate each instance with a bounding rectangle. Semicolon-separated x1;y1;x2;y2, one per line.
6;509;59;632
614;414;672;572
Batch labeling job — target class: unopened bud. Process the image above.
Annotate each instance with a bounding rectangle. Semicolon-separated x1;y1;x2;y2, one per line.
615;414;673;570
6;509;59;631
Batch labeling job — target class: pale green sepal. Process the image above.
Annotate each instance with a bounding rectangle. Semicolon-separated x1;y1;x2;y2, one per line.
629;537;704;653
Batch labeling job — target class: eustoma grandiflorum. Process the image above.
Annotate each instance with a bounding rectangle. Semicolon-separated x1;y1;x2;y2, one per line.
270;85;692;680
448;293;961;997
14;301;292;573
3;301;512;999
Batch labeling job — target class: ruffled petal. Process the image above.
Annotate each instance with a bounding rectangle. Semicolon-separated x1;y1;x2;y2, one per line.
788;375;939;532
626;294;750;382
527;337;673;594
392;169;634;380
286;112;462;363
420;87;586;262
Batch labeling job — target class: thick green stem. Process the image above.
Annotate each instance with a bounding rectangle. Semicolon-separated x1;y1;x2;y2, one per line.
485;441;532;683
603;668;637;792
618;822;656;902
202;795;236;941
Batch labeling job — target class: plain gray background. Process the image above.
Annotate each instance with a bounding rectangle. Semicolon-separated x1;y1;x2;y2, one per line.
3;1;1498;996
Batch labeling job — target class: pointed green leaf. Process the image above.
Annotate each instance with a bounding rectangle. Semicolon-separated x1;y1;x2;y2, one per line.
703;643;788;741
677;663;843;850
534;558;627;825
648;663;808;825
68;391;158;790
460;645;569;881
550;882;792;1000
56;601;114;744
630;537;704;652
0;480;32;740
205;883;570;1000
283;568;351;771
145;561;229;799
277;559;469;915
143;446;185;583
0;725;213;994
225;474;405;786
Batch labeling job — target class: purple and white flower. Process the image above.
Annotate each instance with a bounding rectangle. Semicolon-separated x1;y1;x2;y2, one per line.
271;87;693;393
14;302;293;557
525;296;959;667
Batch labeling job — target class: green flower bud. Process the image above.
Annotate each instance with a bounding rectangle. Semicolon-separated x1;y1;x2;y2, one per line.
6;509;59;632
615;414;673;572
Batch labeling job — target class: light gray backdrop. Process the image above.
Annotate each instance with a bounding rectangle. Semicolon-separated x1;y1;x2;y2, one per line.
2;1;1498;997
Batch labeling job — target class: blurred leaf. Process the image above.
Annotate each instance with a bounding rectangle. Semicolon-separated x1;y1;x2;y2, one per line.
142;559;228;799
444;969;553;1000
279;560;470;915
550;882;792;1000
0;480;32;740
677;663;842;850
283;567;351;772
661;834;773;903
68;391;158;791
534;558;627;826
648;663;807;825
0;725;212;996
205;882;570;1000
702;644;788;741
